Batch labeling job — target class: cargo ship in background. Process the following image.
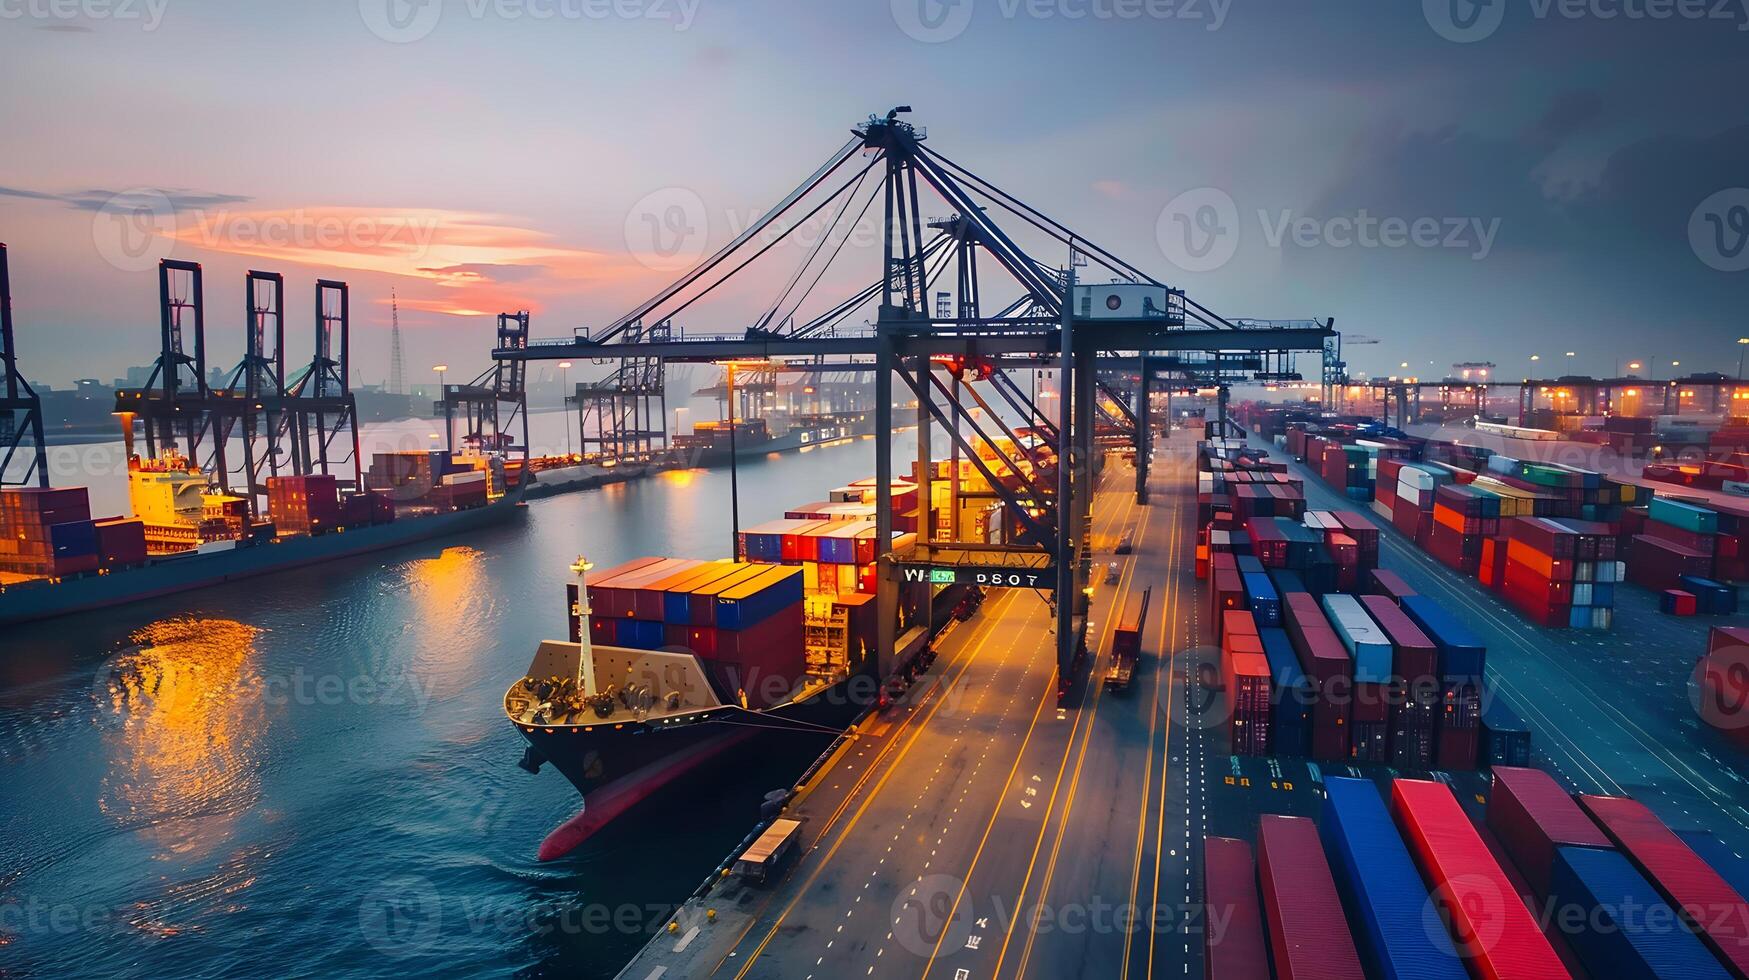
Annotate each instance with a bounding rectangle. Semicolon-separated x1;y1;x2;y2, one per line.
0;447;528;626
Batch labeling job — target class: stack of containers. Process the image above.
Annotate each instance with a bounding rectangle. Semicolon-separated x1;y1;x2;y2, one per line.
1209;551;1245;636
1390;463;1453;543
266;474;341;534
1201;838;1271;980
1222;610;1271;755
1285;591;1352;761
1321;594;1392;763
1480;698;1532;766
0;486;98;578
1238;556;1280;627
1486;766;1613;898
1260;627;1312;757
1631;497;1720;592
1389;779;1569;977
92;517;148;568
1256;814;1366;978
583;556;807;708
1400;594;1485;770
1500;517;1621;629
1425;483;1498;575
1579;794;1749;977
1320;778;1468;980
1679;573;1739;615
1360;594;1440;769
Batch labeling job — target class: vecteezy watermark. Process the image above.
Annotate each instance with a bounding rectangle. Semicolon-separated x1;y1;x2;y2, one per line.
1689;188;1749;273
89;191;446;272
623;186;710;272
90;188;177;273
1424;0;1749;43
0;0;169;31
1156;187;1502;273
358;876;444;958
891;0;1230;43
358;0;701;43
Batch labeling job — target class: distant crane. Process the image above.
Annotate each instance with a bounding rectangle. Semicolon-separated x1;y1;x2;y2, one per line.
389;289;406;396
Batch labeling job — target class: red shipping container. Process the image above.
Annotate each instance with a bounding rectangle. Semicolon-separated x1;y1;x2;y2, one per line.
1202;837;1270;980
1256;814;1365;979
1643;517;1718;556
1487;766;1612;898
1223;609;1259;640
1579;793;1749;976
1359;594;1439;684
1390;779;1568;979
1283;592;1351;687
1367;567;1416;602
588;616;617;646
92;517;147;567
1312;714;1349;762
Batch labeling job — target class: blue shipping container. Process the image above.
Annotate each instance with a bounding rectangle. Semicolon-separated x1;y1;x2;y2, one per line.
1320;777;1467;980
1260;628;1311;756
1679;575;1739;615
715;569;804;630
1399;594;1486;681
617;619;665;650
1242;572;1281;627
1267;567;1309;597
1549;846;1729;980
1237;554;1266;576
49;520;99;557
817;535;858;565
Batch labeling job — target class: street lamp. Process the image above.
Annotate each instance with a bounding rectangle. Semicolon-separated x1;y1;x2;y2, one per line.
558;361;573;457
1738;338;1749;380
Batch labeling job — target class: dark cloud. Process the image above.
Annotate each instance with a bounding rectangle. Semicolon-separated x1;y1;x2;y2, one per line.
416;263;545;283
1523;90;1605;151
0;185;251;213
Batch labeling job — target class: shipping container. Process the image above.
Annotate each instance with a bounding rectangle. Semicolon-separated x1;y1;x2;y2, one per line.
1261;627;1312;757
1321;593;1393;683
1400;594;1486;681
1357;594;1438;684
1367;567;1416;602
1201;837;1271;980
715;565;806;630
1257;814;1366;979
1579;793;1749;976
1241;571;1281;627
1390;778;1568;979
1486;766;1611;898
1480;698;1532;768
1321;778;1467;980
1549;846;1729;980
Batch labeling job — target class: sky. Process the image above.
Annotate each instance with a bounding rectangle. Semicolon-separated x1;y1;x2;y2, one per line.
0;0;1745;390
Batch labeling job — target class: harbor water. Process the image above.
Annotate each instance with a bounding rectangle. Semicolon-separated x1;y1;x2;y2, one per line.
0;418;916;979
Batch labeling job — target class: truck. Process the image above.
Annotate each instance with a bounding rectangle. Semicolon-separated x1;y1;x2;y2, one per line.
1105;587;1152;691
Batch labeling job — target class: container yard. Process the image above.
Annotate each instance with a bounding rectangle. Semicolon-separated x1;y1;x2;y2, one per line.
3;7;1745;978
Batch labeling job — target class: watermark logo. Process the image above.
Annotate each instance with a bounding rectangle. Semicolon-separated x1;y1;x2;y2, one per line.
90;188;176;273
1689;188;1749;273
1156;187;1239;274
1423;0;1506;42
1425;873;1509;958
892;873;970;956
891;0;975;42
624;186;710;271
359;0;443;42
359;875;443;958
1693;633;1749;730
0;0;170;31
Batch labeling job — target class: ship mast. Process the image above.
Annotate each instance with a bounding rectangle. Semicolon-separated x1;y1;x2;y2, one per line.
570;556;597;695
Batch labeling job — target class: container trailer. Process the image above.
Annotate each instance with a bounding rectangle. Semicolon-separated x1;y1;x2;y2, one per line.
1320;778;1467;980
1256;814;1366;979
1201;837;1271;980
1105;587;1150;691
1389;778;1569;979
1486;766;1612;898
1549;846;1730;980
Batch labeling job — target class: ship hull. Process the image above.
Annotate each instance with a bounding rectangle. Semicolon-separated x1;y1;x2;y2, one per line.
675;415;874;468
515;674;867;803
0;492;526;626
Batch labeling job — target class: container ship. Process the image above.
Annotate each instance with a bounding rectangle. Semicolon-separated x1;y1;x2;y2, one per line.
506;461;1038;860
668;411;875;465
0;448;526;626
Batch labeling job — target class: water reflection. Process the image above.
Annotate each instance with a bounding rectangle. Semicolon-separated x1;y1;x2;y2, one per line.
95;618;265;857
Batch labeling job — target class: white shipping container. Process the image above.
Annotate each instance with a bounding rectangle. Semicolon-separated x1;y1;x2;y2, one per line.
1320;593;1393;683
